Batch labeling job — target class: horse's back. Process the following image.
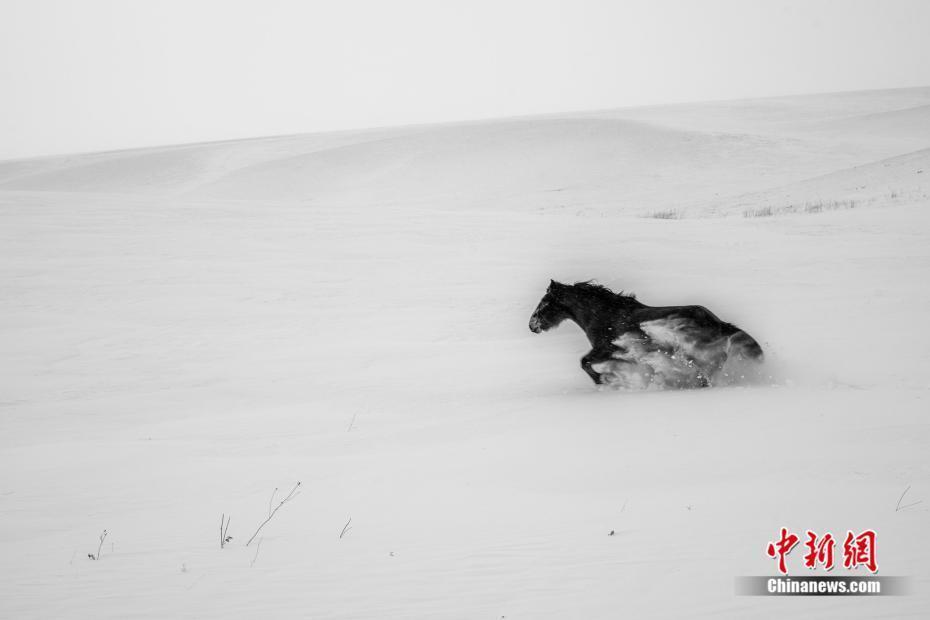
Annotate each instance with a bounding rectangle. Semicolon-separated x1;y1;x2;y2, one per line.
630;304;729;334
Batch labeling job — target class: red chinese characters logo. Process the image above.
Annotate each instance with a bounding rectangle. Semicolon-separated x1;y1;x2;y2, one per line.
843;529;878;573
766;527;877;574
766;527;799;575
803;530;835;571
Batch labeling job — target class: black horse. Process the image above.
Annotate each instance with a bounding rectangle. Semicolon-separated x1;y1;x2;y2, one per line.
529;280;763;388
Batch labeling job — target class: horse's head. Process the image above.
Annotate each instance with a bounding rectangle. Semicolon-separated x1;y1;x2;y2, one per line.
529;280;572;333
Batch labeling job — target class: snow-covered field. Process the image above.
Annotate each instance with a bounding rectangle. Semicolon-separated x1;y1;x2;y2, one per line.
2;87;929;618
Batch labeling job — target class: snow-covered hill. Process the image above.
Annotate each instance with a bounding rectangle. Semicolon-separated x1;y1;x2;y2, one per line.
2;88;929;618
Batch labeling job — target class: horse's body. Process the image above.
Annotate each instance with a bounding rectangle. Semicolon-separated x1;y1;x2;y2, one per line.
529;280;763;388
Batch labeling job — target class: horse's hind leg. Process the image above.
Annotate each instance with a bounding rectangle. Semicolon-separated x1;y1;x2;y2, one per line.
700;344;730;386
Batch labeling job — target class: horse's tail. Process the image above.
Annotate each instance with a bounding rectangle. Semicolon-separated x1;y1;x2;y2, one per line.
727;329;764;362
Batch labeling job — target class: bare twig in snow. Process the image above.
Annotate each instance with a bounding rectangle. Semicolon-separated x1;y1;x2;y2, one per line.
89;530;108;560
268;488;278;517
250;537;263;567
340;517;352;539
186;573;206;591
247;481;301;546
896;485;923;512
220;514;232;548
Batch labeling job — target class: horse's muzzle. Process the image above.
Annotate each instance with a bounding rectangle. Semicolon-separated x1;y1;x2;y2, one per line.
529;317;542;333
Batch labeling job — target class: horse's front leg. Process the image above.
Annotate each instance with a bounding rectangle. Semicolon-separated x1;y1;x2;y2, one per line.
581;348;616;385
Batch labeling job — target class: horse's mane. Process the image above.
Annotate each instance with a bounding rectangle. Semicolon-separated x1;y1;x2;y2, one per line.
571;280;636;300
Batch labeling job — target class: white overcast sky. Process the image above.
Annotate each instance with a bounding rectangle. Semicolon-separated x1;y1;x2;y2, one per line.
1;0;928;160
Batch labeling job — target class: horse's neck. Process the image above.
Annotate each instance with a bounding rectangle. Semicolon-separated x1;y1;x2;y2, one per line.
562;293;608;339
